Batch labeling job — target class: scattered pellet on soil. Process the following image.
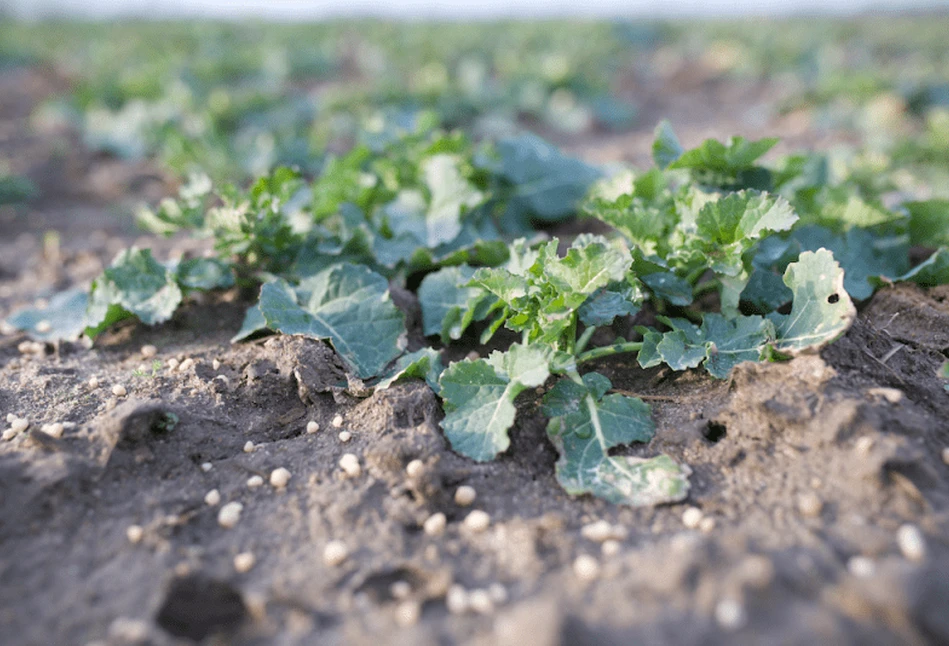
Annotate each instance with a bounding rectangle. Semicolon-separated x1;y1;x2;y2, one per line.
204;489;221;506
2;428;17;441
200;462;213;472
405;459;424;478
854;436;875;455
797;492;823;518
306;420;320;434
140;345;157;358
338;430;352;443
463;510;491;533
111;384;127;397
942;447;949;466
395;600;421;627
177;358;195;373
390;580;412;600
10;417;29;434
331;414;344;428
5;413;15;423
848;556;876;578
446;585;469;614
868;386;903;404
166;358;179;371
270;467;291;488
323;540;349;567
601;539;622;557
897;524;927;562
423;513;447;537
126;525;144;544
243;441;255;453
212;359;221;370
488;583;508;605
581;520;614;543
40;422;64;438
468;589;494;614
339;454;361;478
682;506;703;529
699;517;717;533
35;320;51;333
573;554;600;582
454;485;477;506
246;475;264;489
218;502;244;529
715;598;747;631
108;617;149;643
233;552;256;573
88;376;100;389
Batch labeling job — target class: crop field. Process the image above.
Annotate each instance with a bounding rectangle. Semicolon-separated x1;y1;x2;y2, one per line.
2;14;949;645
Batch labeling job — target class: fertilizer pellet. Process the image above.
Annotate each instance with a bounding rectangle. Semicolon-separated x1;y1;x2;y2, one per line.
204;489;221;506
10;418;29;434
423;512;447;537
715;599;747;630
339;454;361;478
218;502;243;528
797;492;823;518
682;507;703;529
126;525;144;544
390;580;412;600
88;376;100;389
331;414;344;428
446;585;469;614
581;520;614;543
601;539;622;557
454;485;477;507
573;554;600;582
394;600;421;627
338;430;352;443
41;422;64;438
111;384;127;397
897;524;927;562
246;475;264;489
270;467;291;488
468;589;494;615
848;556;876;578
177;358;194;373
234;552;256;573
323;540;349;567
243;441;255;453
306;421;320;434
140;345;157;358
200;462;213;472
463;510;491;533
405;459;424;478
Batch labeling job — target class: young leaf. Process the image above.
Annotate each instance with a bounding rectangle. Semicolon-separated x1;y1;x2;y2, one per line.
439;343;552;462
174;257;235;291
417;264;497;343
422;153;485;247
6;288;89;341
253;264;406;379
578;282;641;327
771;249;856;354
669;135;778;175
652;120;683;170
542;372;690;506
906;199;949;247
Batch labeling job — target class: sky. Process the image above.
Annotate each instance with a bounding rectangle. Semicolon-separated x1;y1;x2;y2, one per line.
4;0;949;20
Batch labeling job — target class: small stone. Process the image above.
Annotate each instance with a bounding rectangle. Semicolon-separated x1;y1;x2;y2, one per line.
715;598;747;630
581;520;614;543
405;459;424;478
338;430;352;443
270;467;292;488
848;556;876;578
446;585;469;614
247;475;264;489
390;580;412;600
41;422;65;438
306;420;320;434
682;506;703;529
601;539;622;557
797;492;823;518
454;485;477;507
468;589;494;614
177;358;194;373
111;384;128;397
140;345;158;358
573;554;600;582
243;441;255;453
218;502;244;528
463;510;491;533
10;418;29;434
204;489;221;506
854;436;875;455
323;540;349;567
200;462;213;472
331;414;344;428
88;376;100;389
423;512;447;537
126;525;144;544
234;552;256;573
339;453;361;478
488;582;508;605
699;517;717;533
897;524;927;562
394;600;421;627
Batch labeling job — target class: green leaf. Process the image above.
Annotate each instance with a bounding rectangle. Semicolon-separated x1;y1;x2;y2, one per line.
702;314;775;379
418;264;497;343
670;135;778;174
255;264;406;379
541;235;632;305
640;272;694;306
652;120;683;170
888;248;949;287
174;257;235;291
771;249;856;354
6;288;89;341
578;282;641;327
373;347;444;393
905;199;949;248
439;343;551;462
543;373;690;506
422;153;485;247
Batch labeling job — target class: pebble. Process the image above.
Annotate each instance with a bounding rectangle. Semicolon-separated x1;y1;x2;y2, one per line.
126;525;144;544
204;489;221;506
573;554;601;582
200;462;213;472
446;585;469;614
243;441;256;453
714;598;747;630
338;430;352;443
247;475;264;488
339;453;361;478
897;524;927;562
454;485;477;507
463;510;491;533
111;384;128;397
682;506;704;529
848;556;876;578
270;467;291;489
423;512;447;537
942;447;949;466
394;600;421;627
233;552;256;573
218;502;244;528
405;459;424;478
331;414;344;428
468;589;494;614
10;418;29;434
140;345;158;358
306;421;320;434
797;492;823;518
390;580;412;600
323;540;349;567
40;422;65;438
601;539;622;557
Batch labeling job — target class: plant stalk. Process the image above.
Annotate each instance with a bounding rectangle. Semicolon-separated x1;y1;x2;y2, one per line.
576;341;643;364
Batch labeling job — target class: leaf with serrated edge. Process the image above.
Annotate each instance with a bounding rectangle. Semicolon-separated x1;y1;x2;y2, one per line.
418;264;496;342
542;373;690;506
771;249;856;354
439;344;551;462
702;314;775;379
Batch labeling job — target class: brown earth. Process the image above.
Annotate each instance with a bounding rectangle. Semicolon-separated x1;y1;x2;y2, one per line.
2;63;949;646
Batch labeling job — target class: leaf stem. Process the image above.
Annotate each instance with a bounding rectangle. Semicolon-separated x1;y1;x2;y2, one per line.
575;326;597;354
576;341;643;364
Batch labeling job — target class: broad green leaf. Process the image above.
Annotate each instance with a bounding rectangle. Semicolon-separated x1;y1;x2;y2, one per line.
541;235;631;306
640;272;694;306
655;318;707;371
702;314;775;379
888;247;949;287
6;288;89;341
174;257;235;291
232;301;269;343
543;373;690;506
669;135;778;174
418;265;497;342
439;344;552;462
771;249;856;354
373;347;444;393
652;120;683;170
422;153;485;247
255;264;406;379
905;199;949;247
578;282;641;327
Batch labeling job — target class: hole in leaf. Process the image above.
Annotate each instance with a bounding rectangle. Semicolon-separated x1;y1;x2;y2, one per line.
827;293;840;304
703;421;727;444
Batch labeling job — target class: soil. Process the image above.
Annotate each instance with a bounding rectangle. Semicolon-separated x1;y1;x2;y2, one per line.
3;62;949;646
